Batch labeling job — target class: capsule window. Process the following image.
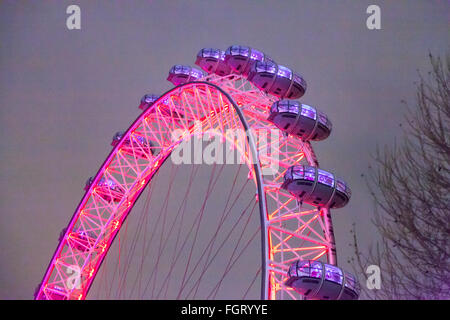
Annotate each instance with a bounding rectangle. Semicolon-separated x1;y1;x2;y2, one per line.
292;166;305;179
300;105;317;120
304;167;316;181
277;65;292;79
318;169;334;187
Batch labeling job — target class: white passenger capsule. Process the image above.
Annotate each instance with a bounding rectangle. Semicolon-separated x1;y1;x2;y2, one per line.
224;45;274;76
195;48;232;76
167;65;204;86
139;94;160;110
268;100;332;141
281;165;351;208
247;61;307;99
286;260;360;300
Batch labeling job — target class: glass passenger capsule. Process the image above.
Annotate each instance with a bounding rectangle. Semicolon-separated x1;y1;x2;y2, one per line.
144;96;185;121
84;177;94;191
195;48;232;76
268;100;332;141
39;285;83;300
281;165;351;208
111;131;154;158
139;94;160;110
167;65;204;86
67;230;97;252
94;177;125;203
286;260;360;300
247;61;307;99
224;45;274;76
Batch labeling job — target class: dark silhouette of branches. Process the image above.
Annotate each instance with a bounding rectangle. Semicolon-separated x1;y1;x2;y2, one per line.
352;54;450;299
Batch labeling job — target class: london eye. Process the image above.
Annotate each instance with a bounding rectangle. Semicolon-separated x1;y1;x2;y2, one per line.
34;45;360;300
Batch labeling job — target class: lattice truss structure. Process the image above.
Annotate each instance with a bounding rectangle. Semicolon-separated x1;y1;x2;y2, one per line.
35;74;336;300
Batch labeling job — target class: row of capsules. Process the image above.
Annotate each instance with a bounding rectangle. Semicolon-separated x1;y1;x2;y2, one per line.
76;46;360;300
192;46;359;300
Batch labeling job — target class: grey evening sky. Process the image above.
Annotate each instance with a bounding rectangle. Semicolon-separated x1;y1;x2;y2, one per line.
0;0;448;299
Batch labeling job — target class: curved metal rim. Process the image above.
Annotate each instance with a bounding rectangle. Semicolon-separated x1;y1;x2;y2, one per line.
36;80;270;300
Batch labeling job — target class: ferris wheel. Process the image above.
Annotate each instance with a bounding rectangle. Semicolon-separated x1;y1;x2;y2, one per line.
34;45;360;300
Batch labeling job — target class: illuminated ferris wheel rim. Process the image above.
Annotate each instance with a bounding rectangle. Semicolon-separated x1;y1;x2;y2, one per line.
35;45;359;300
35;78;273;299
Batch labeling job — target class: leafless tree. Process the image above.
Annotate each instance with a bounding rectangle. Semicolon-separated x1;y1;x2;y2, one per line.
351;54;450;299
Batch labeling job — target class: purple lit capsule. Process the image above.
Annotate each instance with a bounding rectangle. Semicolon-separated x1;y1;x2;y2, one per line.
111;131;153;158
68;230;97;252
195;48;232;76
167;65;204;86
318;169;334;187
95;177;125;203
224;45;273;76
286;73;307;99
300;104;317;120
281;165;351;208
139;94;160;110
248;62;306;99
268;100;331;141
286;260;360;300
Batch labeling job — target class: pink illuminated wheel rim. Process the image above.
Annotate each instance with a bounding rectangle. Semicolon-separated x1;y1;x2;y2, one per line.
35;74;340;300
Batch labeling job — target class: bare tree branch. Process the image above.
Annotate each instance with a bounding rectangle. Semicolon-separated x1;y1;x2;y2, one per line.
351;54;450;300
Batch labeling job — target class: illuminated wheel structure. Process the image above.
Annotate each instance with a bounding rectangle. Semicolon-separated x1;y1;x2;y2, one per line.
35;45;359;300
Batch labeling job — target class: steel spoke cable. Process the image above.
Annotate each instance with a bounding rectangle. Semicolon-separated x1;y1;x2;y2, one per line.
183;197;256;299
140;161;225;298
161;164;202;299
147;164;180;298
187;164;246;296
128;164;200;298
187;177;255;298
174;173;254;298
164;163;226;298
134;163;181;298
189;198;257;299
176;162;222;299
208;226;261;299
242;267;262;299
114;178;160;298
171;165;247;297
154;163;244;299
208;202;258;299
114;169;167;299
